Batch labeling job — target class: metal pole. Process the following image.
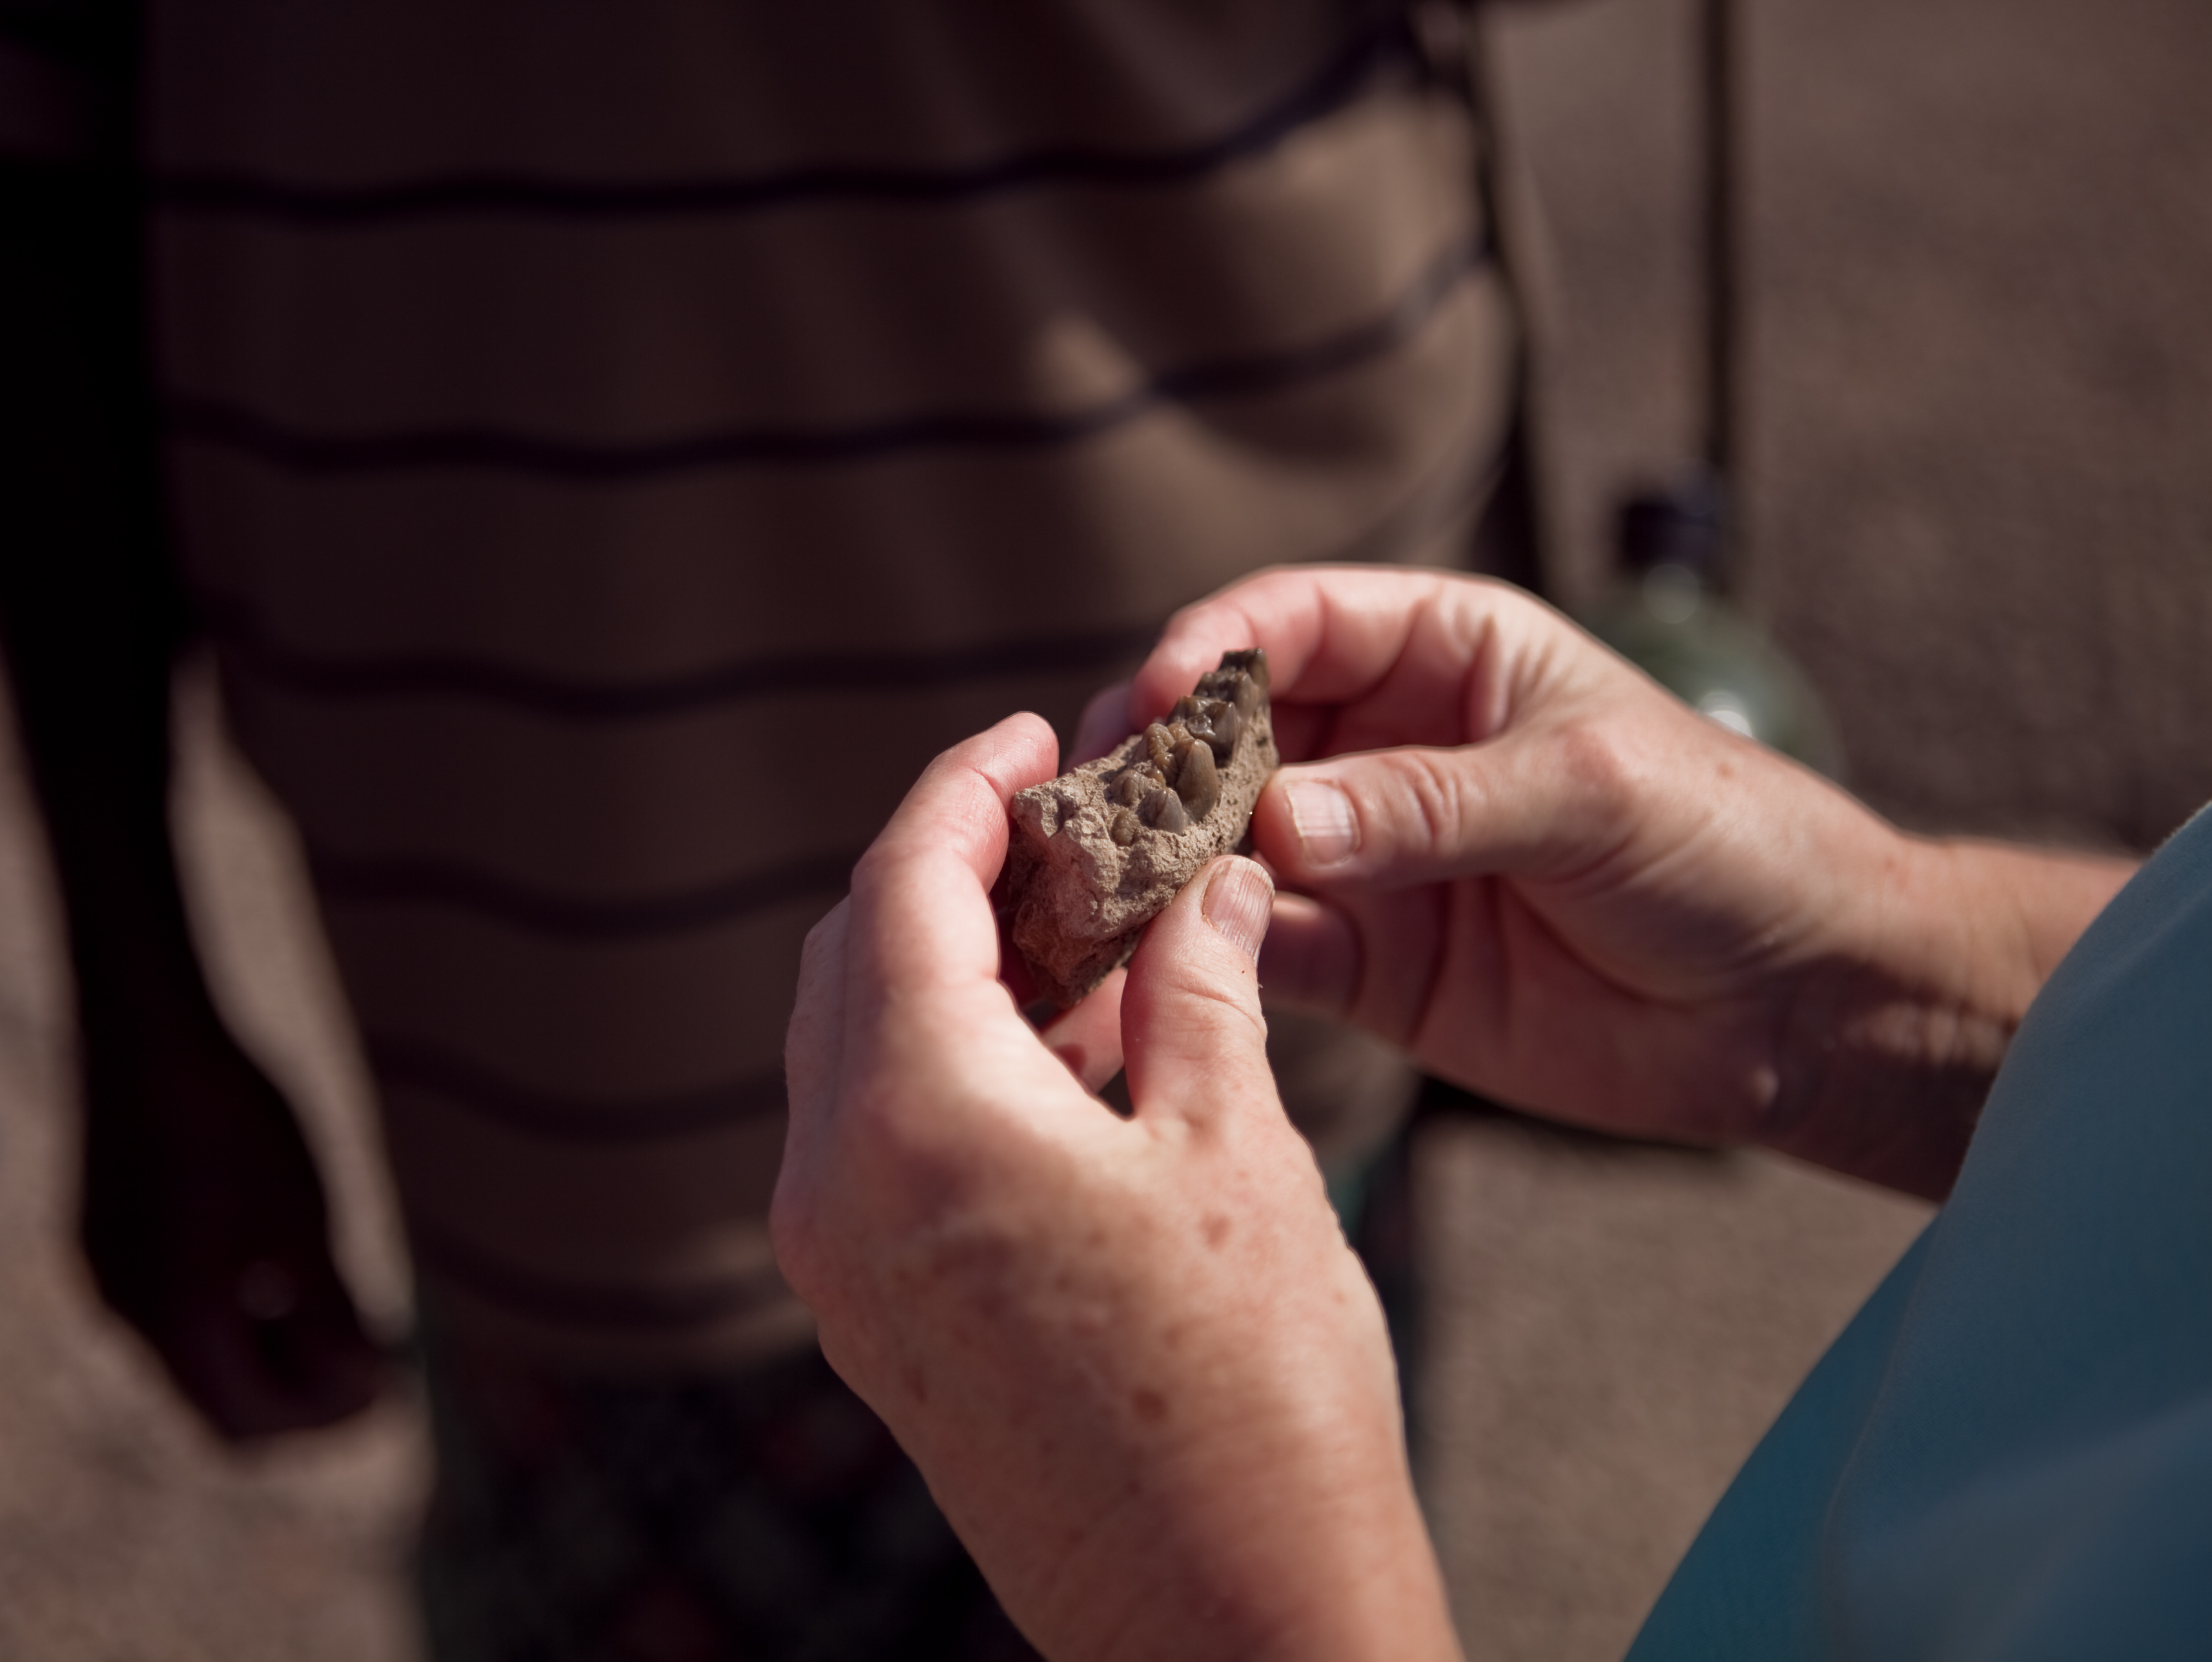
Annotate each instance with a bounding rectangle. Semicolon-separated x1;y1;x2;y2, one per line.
1700;0;1741;582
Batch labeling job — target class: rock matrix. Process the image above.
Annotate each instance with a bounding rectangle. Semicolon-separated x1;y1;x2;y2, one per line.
1003;650;1278;1007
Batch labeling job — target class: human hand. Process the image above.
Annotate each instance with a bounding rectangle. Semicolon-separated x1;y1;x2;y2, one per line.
77;989;388;1442
1132;568;2131;1200
773;717;1462;1662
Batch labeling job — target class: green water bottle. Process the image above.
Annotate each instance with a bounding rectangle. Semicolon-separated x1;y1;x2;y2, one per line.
1582;481;1841;777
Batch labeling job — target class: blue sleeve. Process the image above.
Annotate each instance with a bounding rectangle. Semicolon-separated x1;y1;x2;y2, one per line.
1626;1229;1929;1662
1628;805;2212;1662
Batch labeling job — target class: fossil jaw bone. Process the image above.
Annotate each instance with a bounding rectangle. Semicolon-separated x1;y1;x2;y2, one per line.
999;651;1279;1007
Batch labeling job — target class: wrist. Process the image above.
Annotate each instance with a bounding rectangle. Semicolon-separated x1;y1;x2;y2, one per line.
1076;1479;1462;1662
1206;1470;1459;1662
1765;834;2134;1198
1053;1392;1461;1662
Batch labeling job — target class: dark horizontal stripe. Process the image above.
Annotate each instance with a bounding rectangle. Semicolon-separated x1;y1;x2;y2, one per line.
369;1034;786;1140
409;1215;790;1333
151;14;1418;225
309;842;860;938
162;231;1490;479
198;354;1506;732
252;418;1504;946
1326;395;1506;570
203;603;1160;721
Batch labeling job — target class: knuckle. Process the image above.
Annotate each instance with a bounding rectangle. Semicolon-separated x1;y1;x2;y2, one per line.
1386;748;1479;859
1549;713;1642;808
1537;712;1659;883
1155;958;1270;1051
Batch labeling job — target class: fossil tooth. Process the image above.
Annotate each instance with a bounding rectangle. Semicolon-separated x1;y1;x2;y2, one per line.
1231;672;1262;719
1139;786;1189;833
1109;808;1141;846
1174;739;1220;819
1145;723;1176;775
1202;700;1239;758
1219;648;1269;692
1109;770;1149;807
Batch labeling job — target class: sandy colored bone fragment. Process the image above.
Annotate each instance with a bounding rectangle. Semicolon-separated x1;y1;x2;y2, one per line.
1003;650;1278;1007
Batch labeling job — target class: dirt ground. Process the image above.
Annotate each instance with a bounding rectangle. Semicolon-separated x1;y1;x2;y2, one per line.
1;0;2208;1657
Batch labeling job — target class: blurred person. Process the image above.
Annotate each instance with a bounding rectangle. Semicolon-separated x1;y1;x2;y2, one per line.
777;565;2204;1662
0;2;1535;1655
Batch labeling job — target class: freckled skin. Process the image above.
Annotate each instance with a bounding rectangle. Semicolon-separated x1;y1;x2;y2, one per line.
778;723;1456;1662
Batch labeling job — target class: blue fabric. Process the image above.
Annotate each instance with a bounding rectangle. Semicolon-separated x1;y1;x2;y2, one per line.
1629;805;2212;1662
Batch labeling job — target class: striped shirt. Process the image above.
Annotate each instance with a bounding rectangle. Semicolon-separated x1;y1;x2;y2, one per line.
21;0;1519;1368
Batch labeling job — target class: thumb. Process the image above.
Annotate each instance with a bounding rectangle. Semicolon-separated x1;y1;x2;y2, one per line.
1120;857;1279;1128
1253;721;1638;892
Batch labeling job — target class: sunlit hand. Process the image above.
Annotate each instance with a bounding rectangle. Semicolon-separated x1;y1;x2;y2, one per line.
1133;568;2132;1200
773;716;1461;1662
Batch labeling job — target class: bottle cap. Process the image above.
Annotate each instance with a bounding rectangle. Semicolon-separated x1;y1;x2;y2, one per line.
1617;476;1728;575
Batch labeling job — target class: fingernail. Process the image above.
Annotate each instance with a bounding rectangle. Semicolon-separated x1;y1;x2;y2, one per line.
1285;779;1358;867
1202;859;1274;962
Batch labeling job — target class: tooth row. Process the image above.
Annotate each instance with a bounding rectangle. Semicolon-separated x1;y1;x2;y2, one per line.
1102;659;1260;836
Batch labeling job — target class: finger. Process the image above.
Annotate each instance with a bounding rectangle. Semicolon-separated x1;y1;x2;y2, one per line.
1120;857;1279;1129
1132;566;1539;721
1253;717;1646;894
841;714;1100;1139
1070;681;1134;765
1265;880;1448;1048
785;899;852;1129
1036;967;1128;1094
775;900;850;1295
849;713;1060;1000
1256;891;1359;1020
